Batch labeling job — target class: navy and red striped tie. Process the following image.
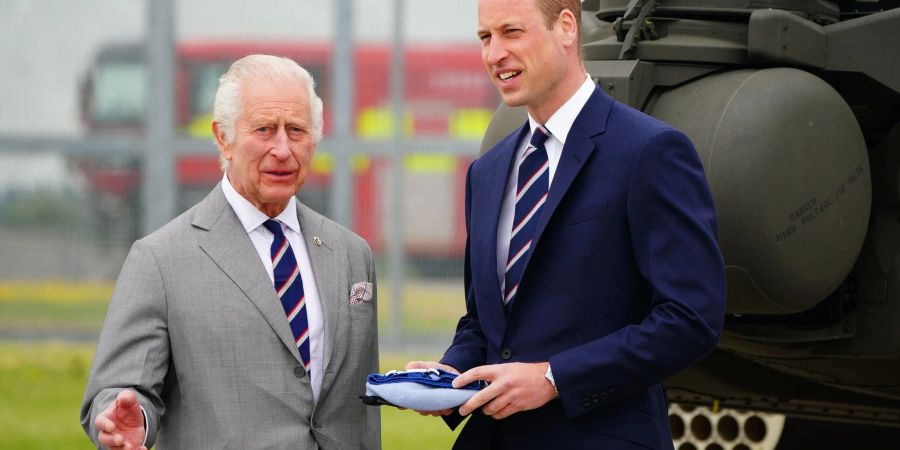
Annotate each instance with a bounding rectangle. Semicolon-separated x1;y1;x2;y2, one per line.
504;125;550;310
263;219;311;370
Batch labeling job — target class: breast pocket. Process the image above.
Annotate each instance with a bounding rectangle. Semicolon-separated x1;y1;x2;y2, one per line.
558;199;608;228
347;301;376;349
349;301;375;320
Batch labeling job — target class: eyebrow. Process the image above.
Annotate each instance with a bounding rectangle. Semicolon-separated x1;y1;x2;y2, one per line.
249;111;306;122
248;116;277;127
477;20;521;35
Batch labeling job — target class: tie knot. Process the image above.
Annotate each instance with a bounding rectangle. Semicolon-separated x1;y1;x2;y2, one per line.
529;125;550;148
263;219;285;237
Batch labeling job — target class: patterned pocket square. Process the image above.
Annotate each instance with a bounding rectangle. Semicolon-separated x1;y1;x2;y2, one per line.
349;281;373;305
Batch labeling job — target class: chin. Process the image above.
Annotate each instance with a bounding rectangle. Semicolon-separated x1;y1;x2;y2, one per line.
261;188;298;204
501;96;526;108
500;91;529;108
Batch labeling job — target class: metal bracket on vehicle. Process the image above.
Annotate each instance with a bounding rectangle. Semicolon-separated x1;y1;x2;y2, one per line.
613;0;659;59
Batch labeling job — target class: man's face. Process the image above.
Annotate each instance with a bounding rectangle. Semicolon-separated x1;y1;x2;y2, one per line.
477;0;571;113
215;77;316;217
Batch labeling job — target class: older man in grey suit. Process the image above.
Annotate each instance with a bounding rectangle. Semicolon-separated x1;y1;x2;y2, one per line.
81;54;379;449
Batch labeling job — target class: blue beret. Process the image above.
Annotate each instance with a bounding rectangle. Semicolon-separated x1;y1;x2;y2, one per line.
362;369;485;410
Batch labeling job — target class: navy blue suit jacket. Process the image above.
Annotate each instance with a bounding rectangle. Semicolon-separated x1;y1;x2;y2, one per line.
440;86;726;449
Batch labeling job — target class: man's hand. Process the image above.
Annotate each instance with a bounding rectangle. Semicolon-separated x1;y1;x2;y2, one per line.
403;360;459;416
95;389;147;450
453;362;556;419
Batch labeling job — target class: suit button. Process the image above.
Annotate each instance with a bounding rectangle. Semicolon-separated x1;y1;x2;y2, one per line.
591;393;601;403
582;397;592;407
294;367;306;378
500;349;512;360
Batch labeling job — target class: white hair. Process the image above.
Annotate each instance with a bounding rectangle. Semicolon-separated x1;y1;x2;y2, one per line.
213;54;324;168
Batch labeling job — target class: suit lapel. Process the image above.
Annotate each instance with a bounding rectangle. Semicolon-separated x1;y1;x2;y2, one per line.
514;87;612;295
194;186;303;365
472;125;529;332
296;203;340;375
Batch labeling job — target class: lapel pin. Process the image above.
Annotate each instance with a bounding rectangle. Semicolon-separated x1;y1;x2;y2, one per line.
313;236;322;246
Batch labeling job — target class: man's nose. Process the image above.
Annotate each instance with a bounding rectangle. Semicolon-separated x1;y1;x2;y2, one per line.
270;126;291;159
484;40;507;66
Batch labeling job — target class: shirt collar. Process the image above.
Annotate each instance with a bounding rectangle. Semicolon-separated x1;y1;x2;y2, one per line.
527;74;595;145
221;173;301;235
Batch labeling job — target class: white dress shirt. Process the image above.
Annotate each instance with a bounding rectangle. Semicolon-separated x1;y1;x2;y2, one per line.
496;74;596;294
222;174;326;403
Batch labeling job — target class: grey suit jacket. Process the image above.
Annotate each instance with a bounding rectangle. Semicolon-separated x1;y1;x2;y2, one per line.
81;184;380;449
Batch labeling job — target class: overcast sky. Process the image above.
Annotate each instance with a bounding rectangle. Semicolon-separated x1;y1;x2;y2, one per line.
0;0;478;134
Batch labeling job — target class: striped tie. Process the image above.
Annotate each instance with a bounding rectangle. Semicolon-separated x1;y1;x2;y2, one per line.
263;219;311;370
504;125;550;309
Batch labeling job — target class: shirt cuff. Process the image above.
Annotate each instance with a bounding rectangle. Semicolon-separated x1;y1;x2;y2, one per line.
544;363;559;398
140;405;149;447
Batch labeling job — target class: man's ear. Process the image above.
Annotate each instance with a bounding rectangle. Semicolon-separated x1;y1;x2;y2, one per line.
557;8;579;49
212;121;231;160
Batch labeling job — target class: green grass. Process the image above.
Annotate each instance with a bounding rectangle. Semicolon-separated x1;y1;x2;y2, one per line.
0;281;112;333
0;279;465;336
0;279;466;448
0;342;461;449
376;280;465;334
0;342;95;449
0;301;108;332
381;403;462;449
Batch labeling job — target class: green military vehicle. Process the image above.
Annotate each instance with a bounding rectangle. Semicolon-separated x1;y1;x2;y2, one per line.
482;1;900;447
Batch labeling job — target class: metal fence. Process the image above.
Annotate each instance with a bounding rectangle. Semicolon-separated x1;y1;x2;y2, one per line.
0;0;492;353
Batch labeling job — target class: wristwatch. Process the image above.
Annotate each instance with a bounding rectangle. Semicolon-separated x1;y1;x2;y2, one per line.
544;364;559;398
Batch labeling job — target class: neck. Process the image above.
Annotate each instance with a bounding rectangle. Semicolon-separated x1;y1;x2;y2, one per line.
259;203;289;218
528;66;586;124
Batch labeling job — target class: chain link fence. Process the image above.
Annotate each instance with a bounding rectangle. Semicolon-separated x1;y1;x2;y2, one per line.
0;0;489;355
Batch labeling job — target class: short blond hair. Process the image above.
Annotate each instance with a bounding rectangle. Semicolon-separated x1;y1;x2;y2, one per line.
536;0;581;31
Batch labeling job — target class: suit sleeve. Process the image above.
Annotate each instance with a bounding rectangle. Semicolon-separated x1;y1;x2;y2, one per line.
438;161;489;431
80;239;170;449
440;161;488;374
549;128;727;419
364;240;382;449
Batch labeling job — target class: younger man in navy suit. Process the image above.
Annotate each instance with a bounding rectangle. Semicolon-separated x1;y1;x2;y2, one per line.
407;0;726;448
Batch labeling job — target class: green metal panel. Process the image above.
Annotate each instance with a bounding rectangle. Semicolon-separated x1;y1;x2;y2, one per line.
649;68;870;314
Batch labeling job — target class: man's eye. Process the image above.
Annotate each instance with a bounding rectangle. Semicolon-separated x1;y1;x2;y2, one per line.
256;126;271;133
